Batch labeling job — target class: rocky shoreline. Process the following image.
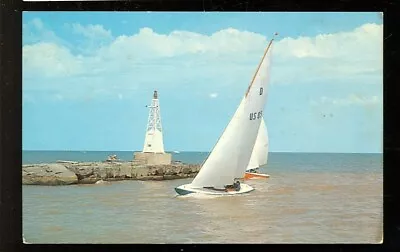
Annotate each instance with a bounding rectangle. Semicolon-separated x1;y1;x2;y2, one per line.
22;160;201;186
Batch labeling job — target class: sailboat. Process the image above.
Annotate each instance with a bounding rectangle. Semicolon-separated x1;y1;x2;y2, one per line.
243;118;270;179
174;33;276;196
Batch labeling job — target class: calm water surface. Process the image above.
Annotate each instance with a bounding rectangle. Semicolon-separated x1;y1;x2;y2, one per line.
23;152;382;243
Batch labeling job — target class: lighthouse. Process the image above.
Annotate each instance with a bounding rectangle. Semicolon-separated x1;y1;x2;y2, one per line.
143;90;165;153
133;90;172;165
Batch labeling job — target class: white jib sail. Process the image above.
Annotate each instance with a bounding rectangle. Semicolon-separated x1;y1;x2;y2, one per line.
245;118;269;171
190;38;274;189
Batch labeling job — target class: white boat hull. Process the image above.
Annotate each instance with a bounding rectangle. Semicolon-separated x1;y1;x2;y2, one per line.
175;183;254;196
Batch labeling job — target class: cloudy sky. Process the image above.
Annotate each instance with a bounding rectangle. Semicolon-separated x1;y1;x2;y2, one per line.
22;12;383;153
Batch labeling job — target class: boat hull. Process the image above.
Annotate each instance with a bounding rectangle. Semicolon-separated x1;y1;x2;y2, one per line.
244;172;270;180
175;183;254;196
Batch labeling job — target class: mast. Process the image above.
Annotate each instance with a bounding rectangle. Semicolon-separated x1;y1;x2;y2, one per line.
245;32;278;97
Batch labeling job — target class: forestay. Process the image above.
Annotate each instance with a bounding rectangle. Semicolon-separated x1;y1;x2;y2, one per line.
190;38;274;189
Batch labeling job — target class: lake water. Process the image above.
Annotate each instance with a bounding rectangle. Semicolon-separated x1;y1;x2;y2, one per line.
22;151;383;243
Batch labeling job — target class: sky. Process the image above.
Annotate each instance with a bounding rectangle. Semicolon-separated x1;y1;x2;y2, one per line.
22;12;383;153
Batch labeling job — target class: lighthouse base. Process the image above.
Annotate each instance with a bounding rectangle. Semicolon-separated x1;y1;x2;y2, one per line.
133;152;172;165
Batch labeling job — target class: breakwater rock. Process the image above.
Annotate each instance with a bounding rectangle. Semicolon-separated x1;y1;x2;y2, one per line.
22;161;201;186
22;163;78;186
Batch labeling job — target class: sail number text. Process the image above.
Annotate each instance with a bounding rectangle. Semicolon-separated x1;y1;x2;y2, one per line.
249;111;263;120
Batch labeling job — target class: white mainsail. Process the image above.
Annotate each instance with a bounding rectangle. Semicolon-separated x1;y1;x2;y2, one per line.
245;118;269;171
190;37;274;189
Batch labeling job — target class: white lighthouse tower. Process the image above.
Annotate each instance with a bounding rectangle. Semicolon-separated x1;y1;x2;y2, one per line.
133;90;172;165
143;90;164;153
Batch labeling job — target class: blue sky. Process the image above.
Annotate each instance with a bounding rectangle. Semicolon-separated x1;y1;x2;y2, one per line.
22;12;383;153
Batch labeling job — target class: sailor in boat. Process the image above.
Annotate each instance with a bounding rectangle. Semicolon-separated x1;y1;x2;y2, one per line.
204;180;241;192
234;180;241;191
224;180;241;191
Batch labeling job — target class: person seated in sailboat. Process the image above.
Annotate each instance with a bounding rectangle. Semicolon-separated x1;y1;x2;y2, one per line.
225;181;241;191
233;180;241;191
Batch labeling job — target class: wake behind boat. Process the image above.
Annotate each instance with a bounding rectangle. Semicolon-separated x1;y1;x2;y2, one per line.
175;181;254;196
175;33;277;196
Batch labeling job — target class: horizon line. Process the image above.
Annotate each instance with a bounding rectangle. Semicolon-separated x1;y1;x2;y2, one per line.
22;150;383;154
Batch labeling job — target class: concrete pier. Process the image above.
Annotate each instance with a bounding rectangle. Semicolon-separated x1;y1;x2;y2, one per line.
22;160;201;186
133;152;172;165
